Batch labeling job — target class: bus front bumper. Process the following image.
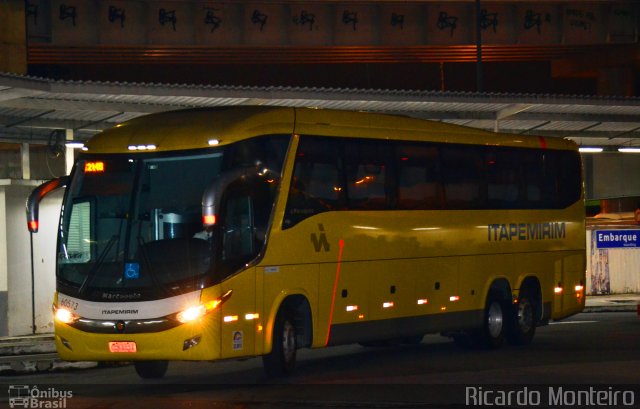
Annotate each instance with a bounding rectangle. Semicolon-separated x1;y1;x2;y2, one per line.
54;317;221;361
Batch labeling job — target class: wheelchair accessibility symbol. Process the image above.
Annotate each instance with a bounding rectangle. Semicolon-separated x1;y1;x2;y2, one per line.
124;262;140;280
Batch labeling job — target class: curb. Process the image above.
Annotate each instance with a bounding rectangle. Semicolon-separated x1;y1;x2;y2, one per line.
582;305;639;313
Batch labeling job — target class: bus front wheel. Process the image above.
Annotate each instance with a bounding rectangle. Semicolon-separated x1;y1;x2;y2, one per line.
474;291;506;349
263;309;297;377
134;360;168;379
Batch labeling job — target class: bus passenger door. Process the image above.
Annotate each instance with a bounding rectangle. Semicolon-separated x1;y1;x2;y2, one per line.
218;189;258;358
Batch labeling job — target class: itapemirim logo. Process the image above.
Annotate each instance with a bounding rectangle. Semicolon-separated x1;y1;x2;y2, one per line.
8;385;72;408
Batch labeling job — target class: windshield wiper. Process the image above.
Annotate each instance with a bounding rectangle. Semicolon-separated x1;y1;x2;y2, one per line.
79;235;118;295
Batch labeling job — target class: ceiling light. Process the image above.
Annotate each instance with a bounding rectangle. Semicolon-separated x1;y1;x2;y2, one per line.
618;147;640;153
65;142;85;149
578;147;603;153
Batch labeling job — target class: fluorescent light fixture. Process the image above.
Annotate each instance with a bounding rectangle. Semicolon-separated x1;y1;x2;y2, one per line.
618;147;640;153
65;142;85;149
578;147;603;153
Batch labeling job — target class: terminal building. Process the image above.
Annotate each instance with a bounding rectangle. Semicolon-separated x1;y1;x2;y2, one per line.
1;0;639;337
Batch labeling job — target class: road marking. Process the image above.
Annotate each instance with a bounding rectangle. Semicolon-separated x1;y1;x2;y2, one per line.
550;320;598;325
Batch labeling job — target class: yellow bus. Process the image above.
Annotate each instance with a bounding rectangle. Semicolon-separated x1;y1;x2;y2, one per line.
27;106;585;379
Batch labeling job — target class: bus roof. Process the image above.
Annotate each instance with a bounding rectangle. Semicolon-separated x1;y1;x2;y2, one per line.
84;106;577;153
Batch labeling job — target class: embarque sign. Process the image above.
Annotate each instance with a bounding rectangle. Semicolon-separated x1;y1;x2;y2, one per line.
595;230;640;249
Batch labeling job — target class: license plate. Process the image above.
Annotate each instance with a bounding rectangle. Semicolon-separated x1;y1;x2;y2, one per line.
109;341;137;353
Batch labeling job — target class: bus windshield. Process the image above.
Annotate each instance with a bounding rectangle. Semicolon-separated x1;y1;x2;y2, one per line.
57;135;289;302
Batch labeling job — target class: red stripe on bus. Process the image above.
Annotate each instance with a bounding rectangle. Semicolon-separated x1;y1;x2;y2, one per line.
538;136;547;149
326;239;344;346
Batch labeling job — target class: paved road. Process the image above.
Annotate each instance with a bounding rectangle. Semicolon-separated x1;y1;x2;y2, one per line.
1;312;639;408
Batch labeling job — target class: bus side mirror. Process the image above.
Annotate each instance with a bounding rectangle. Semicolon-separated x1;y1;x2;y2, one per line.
201;167;265;230
26;176;69;233
202;170;250;230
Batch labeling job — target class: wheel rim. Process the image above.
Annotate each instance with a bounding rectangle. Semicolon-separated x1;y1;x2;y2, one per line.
487;301;503;338
517;298;533;334
282;320;296;363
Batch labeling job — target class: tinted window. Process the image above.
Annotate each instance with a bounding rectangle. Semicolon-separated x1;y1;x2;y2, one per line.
283;135;582;228
441;145;485;209
344;140;390;210
395;144;442;210
284;138;343;228
486;148;522;208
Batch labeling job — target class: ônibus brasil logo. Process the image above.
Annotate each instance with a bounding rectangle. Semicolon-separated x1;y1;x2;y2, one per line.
8;385;72;408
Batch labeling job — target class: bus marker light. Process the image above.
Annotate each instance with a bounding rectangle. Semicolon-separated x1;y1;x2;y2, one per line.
28;220;39;232
358;314;364;320
575;285;584;292
417;299;428;305
346;305;358;312
383;302;394;308
554;286;563;294
202;215;216;225
128;144;157;151
245;313;259;320
440;306;447;311
108;341;137;353
449;296;460;302
224;315;238;323
208;139;220;146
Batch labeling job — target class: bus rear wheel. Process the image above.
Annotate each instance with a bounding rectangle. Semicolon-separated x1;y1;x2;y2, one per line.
263;309;297;377
134;360;168;379
507;289;537;345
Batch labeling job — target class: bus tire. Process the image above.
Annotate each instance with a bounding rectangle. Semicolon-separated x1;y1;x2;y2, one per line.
263;309;297;377
507;288;537;345
134;360;168;379
475;291;506;349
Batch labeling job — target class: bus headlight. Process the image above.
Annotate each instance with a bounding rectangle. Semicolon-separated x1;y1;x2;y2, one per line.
176;305;207;323
54;306;79;324
175;290;233;324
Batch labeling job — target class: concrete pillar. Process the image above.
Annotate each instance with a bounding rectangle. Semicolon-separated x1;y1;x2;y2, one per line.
21;143;30;180
65;129;75;175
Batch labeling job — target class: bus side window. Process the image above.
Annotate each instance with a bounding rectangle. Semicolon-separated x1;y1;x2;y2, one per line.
345;140;390;210
395;143;442;210
486;148;521;208
551;150;582;208
522;150;546;207
441;145;485;209
284;137;343;228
